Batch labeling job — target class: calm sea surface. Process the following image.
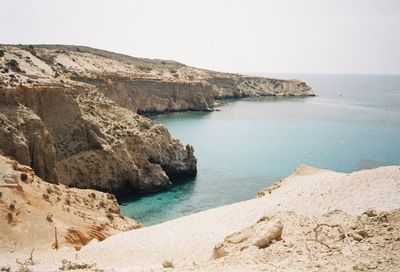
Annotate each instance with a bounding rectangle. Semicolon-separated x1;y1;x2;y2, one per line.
120;74;400;226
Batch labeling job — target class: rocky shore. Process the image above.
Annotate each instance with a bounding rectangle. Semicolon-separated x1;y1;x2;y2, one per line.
0;155;141;256
1;165;399;271
0;44;313;194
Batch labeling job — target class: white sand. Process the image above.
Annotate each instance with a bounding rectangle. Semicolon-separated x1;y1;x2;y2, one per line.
2;165;400;271
74;165;400;271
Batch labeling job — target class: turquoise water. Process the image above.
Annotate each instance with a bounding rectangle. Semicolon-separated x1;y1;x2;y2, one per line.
120;74;400;226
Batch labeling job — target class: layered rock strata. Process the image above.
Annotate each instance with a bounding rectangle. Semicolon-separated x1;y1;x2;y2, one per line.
0;155;141;252
0;44;313;192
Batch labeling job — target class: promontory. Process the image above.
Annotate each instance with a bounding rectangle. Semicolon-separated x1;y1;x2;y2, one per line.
0;44;314;194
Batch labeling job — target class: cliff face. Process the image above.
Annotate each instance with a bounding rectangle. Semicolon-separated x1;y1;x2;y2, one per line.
0;44;313;193
0;87;196;193
0;45;314;114
0;156;141;252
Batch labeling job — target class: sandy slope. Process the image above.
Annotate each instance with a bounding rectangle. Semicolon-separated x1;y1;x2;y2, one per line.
1;165;400;271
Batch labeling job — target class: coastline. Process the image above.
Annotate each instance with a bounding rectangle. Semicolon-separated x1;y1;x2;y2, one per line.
2;165;399;271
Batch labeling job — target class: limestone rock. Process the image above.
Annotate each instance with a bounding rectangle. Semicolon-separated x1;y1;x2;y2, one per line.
0;44;314;193
0;155;141;251
212;216;284;259
253;221;283;248
162;260;174;268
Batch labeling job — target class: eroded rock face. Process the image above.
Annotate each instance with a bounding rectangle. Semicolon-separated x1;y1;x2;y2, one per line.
0;156;141;252
0;45;314;114
0;101;57;183
207;210;400;271
0;44;313;193
0;87;196;193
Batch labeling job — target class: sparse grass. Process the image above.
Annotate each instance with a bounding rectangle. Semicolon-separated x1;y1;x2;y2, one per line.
38;54;55;65
15;248;35;272
99;200;106;208
106;193;114;200
59;259;97;271
106;213;114;221
7;212;13;223
47;186;54;195
25;45;36;57
138;122;151;131
6;59;21;72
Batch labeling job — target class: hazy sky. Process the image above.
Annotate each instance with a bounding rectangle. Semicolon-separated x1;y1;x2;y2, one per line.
2;0;400;74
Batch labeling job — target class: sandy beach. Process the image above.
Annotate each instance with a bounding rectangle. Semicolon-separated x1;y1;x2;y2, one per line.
2;165;399;271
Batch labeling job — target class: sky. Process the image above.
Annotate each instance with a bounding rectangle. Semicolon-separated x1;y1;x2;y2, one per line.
2;0;400;74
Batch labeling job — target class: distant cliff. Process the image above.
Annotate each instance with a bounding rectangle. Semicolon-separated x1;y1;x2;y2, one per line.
0;44;313;193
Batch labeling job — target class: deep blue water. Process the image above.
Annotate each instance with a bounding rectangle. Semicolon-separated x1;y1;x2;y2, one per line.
120;74;400;226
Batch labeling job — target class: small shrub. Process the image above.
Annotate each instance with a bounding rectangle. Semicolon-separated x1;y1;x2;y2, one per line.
42;193;49;200
47;186;54;195
0;192;2;198
99;200;106;208
88;192;96;199
9;203;15;211
12;161;18;170
138;122;151;131
107;193;116;200
6;59;21;72
46;213;53;222
65;198;71;206
39;54;55;65
0;49;4;58
7;212;13;223
106;213;114;221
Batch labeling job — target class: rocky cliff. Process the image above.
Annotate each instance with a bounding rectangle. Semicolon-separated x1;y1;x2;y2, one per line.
0;155;141;253
0;44;313;193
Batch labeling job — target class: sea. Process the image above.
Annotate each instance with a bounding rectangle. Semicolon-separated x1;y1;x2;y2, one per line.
120;74;400;226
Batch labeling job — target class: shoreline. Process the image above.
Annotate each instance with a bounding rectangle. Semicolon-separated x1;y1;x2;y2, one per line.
1;164;399;271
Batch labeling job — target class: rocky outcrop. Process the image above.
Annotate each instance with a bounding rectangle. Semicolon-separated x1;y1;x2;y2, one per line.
0;44;314;115
0;156;141;252
0;87;196;193
0;44;312;193
206;209;400;272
